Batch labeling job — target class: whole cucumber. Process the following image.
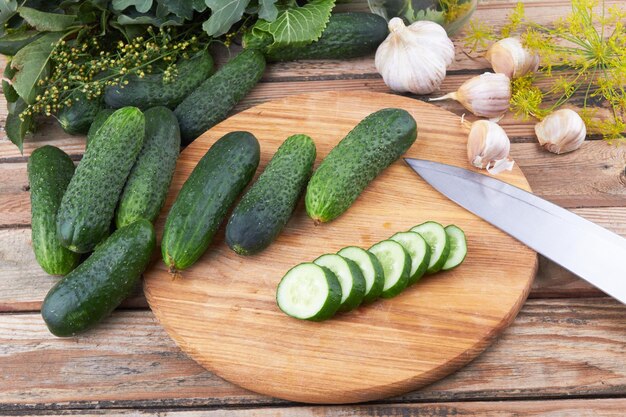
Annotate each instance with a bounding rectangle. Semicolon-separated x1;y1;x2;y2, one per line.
115;107;181;228
174;50;266;145
41;219;156;337
305;108;417;223
57;90;104;135
104;50;214;110
85;108;115;149
226;134;316;255
162;131;260;271
56;107;145;253
28;146;80;275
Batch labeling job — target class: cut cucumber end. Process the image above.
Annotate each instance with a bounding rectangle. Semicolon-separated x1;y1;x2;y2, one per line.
411;221;450;274
390;231;431;285
369;240;410;298
337;246;384;303
314;254;365;311
442;225;468;271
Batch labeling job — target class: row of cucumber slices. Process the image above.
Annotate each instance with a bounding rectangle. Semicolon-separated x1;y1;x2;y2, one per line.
276;221;468;321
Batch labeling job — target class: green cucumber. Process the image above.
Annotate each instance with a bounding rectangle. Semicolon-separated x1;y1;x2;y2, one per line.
442;225;467;270
41;219;155;337
116;107;180;228
56;107;145;253
369;240;411;298
174;50;266;145
104;50;214;110
162;131;260;271
28;146;80;276
57;90;104;135
390;231;431;285
411;221;450;274
85;108;115;149
245;13;388;62
276;262;342;321
305;108;417;223
3;61;19;104
314;253;366;311
226;134;316;255
0;31;43;56
337;246;384;303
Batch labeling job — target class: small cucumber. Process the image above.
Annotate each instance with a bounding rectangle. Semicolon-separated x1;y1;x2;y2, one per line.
57;90;104;135
442;225;467;270
174;49;266;144
390;231;431;285
305;108;417;223
226;134;316;255
337;246;384;303
276;262;342;321
161;131;260;271
28;146;80;276
57;107;145;253
85;108;115;149
41;219;156;337
104;50;214;110
314;254;365;312
116;107;180;228
369;240;411;298
411;221;450;274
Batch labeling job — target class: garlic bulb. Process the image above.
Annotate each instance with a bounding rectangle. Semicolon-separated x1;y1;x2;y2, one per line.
375;18;455;95
485;37;539;79
467;120;515;174
535;108;586;154
431;72;511;118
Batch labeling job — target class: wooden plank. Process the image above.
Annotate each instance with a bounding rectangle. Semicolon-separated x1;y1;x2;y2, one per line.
9;398;626;416
0;298;623;408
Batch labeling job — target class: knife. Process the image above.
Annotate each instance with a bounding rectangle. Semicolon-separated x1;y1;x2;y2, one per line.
404;158;626;304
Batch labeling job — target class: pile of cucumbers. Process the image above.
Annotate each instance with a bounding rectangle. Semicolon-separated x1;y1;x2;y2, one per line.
277;222;468;321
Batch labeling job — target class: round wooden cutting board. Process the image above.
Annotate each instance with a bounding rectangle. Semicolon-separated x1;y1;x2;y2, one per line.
144;91;537;404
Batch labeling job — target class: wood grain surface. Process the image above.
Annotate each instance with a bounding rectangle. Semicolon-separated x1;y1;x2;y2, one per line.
143;91;537;403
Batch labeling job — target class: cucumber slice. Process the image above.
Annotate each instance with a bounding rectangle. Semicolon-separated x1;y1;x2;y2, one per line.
411;221;450;274
442;225;468;270
337;246;384;303
314;254;366;311
390;231;431;285
276;262;342;321
369;240;411;298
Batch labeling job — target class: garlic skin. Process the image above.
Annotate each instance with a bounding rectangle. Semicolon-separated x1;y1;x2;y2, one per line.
467;120;515;174
375;18;455;95
535;108;586;154
431;72;511;118
485;37;539;79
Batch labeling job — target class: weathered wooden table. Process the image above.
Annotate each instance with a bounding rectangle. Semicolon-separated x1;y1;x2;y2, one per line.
1;1;625;415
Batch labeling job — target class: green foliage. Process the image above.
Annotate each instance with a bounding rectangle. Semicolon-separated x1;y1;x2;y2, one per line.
18;7;78;31
203;0;251;37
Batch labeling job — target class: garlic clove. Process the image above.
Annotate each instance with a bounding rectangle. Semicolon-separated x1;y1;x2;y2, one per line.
534;108;586;154
467;120;515;174
485;37;539;79
432;72;511;118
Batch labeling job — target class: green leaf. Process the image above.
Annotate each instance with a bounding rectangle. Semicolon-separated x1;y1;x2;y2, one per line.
157;0;194;19
11;32;64;104
115;12;182;27
5;98;35;153
112;0;153;13
17;7;77;31
0;0;18;36
251;0;335;51
192;0;207;12
258;0;278;21
203;0;251;37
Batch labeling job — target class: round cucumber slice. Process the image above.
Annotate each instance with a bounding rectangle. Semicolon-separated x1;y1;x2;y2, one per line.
314;254;365;311
442;225;468;270
276;262;342;321
369;240;411;298
411;221;450;274
390;231;431;285
337;246;384;303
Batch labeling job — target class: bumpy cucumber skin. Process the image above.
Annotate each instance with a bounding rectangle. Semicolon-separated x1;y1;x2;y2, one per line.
116;107;181;228
256;13;388;62
57;91;104;135
305;108;417;223
85;108;115;149
28;146;80;276
174;50;266;144
56;107;145;253
104;51;214;110
226;134;316;255
162;131;260;271
41;219;156;337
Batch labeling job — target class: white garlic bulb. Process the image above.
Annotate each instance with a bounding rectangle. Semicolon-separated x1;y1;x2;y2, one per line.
431;72;512;118
375;18;455;95
535;108;586;154
485;37;539;79
467;120;515;174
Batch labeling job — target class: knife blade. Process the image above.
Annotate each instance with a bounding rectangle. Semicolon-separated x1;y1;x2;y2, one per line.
404;158;626;304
